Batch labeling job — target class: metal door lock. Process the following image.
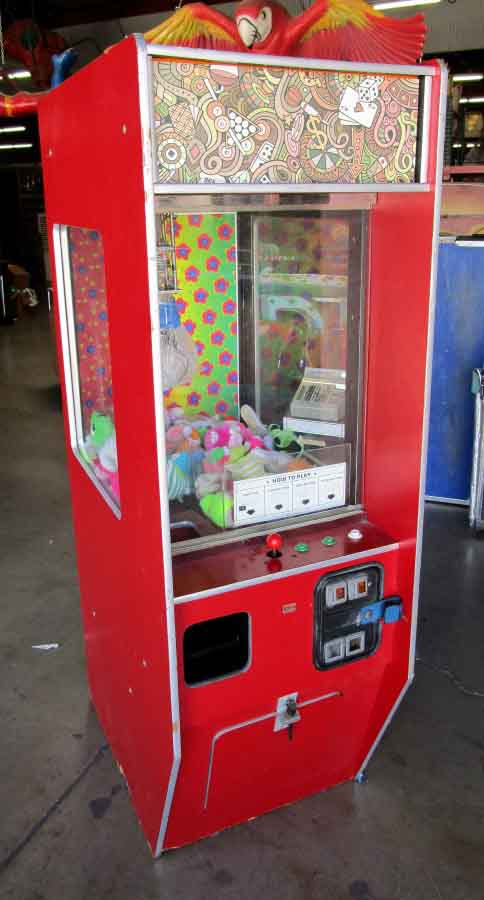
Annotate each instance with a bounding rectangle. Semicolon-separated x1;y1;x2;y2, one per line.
274;692;301;736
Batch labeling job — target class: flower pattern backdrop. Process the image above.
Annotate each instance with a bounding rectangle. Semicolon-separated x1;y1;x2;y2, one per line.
68;227;115;435
165;213;239;418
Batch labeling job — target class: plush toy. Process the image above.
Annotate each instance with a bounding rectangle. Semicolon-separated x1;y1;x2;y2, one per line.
195;472;223;499
166;423;201;453
226;451;265;482
200;492;234;529
167;454;193;501
204;422;243;450
202;444;247;474
268;424;304;454
82;412;120;502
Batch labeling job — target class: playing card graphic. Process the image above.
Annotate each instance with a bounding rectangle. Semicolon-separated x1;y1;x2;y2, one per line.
338;86;377;129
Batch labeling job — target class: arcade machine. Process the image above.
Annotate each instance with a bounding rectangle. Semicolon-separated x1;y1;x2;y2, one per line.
38;29;446;854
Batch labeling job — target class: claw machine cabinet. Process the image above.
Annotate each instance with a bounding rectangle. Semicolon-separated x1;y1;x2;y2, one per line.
38;37;446;854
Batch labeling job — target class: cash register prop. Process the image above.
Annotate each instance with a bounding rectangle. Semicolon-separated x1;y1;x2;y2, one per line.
38;0;446;853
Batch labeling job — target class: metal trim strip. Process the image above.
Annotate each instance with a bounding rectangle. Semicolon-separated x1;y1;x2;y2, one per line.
425;495;469;506
153;183;430;196
135;35;182;858
408;60;448;681
355;676;413;778
145;40;435;77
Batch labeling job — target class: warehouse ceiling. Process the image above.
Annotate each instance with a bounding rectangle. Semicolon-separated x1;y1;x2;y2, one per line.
0;1;216;28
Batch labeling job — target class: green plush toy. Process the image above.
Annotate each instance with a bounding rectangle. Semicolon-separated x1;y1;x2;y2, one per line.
200;492;233;529
90;411;115;447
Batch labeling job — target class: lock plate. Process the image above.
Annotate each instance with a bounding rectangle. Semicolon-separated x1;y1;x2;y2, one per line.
274;692;301;732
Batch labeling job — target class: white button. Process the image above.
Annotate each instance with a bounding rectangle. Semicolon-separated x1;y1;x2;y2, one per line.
347;528;363;541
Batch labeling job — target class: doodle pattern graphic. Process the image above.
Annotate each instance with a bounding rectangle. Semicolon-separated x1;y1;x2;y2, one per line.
152;60;420;186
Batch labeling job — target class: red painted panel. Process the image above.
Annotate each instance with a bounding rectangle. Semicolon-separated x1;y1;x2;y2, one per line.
173;514;396;597
38;37;174;854
166;549;409;847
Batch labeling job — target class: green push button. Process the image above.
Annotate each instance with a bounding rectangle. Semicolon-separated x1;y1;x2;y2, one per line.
322;536;336;546
294;543;309;553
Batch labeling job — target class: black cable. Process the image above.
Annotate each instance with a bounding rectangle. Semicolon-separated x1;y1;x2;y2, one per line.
0;742;109;876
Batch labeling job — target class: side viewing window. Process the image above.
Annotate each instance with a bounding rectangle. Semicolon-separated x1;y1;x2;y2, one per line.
55;226;120;513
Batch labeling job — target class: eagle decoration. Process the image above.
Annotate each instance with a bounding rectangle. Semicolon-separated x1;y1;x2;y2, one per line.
145;0;426;65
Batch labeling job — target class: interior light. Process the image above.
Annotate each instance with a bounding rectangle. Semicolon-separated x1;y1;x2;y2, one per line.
0;143;33;150
0;125;26;134
7;70;32;80
372;0;441;10
453;74;484;83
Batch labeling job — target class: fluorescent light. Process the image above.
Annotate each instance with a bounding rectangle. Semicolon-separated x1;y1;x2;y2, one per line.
0;125;26;134
372;0;441;10
459;97;484;104
453;74;483;83
466;143;477;148
8;70;32;80
0;143;33;150
453;143;462;148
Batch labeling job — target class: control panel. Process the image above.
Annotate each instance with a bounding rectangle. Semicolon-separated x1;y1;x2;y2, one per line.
313;563;402;670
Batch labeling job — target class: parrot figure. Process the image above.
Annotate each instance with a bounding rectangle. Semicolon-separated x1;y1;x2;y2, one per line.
4;19;66;88
144;0;426;65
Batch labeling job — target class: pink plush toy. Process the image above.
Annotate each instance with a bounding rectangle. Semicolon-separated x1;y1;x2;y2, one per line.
203;447;229;474
204;423;234;450
166;423;201;453
204;420;264;451
94;462;120;503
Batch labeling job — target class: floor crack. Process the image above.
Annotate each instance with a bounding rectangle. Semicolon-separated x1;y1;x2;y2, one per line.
417;657;484;699
0;743;109;877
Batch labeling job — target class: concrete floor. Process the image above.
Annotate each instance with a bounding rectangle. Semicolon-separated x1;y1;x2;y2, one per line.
1;310;484;900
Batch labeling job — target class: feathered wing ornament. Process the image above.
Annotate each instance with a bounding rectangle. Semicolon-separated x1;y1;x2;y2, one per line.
289;0;426;63
145;0;426;65
145;3;245;51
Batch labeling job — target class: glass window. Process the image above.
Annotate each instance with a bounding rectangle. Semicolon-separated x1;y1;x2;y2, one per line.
156;200;365;548
56;226;120;510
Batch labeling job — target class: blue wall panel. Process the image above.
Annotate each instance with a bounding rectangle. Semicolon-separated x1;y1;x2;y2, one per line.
426;243;484;502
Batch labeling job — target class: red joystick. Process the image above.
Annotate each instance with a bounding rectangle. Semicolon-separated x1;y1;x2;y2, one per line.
266;533;282;558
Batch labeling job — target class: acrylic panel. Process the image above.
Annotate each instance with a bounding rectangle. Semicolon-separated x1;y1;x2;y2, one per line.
65;227;120;506
163;213;239;419
152;60;420;186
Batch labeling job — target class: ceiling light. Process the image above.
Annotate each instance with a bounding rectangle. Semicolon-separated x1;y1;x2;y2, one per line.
453;74;483;83
0;143;33;150
0;125;26;134
7;70;31;80
466;143;477;148
459;97;484;104
372;0;441;10
453;143;462;148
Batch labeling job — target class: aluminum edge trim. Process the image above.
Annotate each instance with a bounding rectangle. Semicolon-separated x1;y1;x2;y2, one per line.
355;676;413;778
425;495;469;506
144;39;434;76
408;60;448;680
418;76;432;184
174;542;399;604
135;34;181;858
153;183;430;196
